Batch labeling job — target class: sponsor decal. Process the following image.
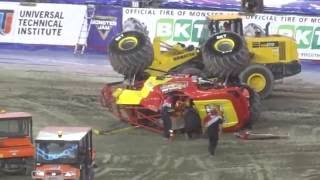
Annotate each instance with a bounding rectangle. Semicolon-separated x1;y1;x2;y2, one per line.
278;25;320;49
252;41;279;48
0;10;14;35
0;2;86;46
173;52;197;61
160;82;188;93
156;18;208;42
92;16;117;40
17;10;64;36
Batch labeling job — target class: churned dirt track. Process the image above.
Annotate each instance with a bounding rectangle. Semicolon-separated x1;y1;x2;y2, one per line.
1;58;320;180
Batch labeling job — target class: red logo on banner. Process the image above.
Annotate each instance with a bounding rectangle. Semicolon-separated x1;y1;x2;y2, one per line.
0;10;14;35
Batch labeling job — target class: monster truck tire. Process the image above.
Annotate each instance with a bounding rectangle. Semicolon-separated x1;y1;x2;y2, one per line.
239;64;274;99
108;31;153;77
180;67;207;78
202;32;251;78
123;17;149;35
24;158;34;176
87;168;95;180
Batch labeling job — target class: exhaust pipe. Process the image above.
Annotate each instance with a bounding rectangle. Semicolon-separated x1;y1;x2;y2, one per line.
265;22;270;36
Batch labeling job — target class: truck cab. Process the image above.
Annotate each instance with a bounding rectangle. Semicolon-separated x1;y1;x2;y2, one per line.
32;126;95;180
0;111;34;175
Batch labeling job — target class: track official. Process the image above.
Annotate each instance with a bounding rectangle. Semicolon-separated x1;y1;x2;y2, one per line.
160;94;175;140
204;108;224;155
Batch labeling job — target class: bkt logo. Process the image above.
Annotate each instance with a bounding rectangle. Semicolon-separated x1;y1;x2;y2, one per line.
0;10;14;35
156;18;208;42
278;25;320;49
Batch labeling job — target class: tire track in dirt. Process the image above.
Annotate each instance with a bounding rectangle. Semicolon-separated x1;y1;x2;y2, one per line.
2;67;320;180
137;146;171;180
245;153;273;180
142;144;212;180
301;169;320;180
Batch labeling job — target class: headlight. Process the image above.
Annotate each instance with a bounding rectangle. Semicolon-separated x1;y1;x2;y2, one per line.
64;171;76;177
35;171;45;176
112;88;123;98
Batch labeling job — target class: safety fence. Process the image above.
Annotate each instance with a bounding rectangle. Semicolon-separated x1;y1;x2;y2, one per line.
1;1;320;60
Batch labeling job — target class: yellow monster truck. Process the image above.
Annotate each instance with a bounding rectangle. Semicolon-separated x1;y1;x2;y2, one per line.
108;14;301;98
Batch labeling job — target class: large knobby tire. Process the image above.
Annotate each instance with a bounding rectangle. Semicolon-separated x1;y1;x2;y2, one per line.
181;67;206;77
80;168;88;180
239;64;274;99
108;31;153;77
179;67;207;78
87;168;95;180
24;158;34;176
202;32;251;78
123;17;149;35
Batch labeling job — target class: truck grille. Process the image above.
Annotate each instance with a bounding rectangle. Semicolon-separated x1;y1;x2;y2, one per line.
279;42;286;61
45;170;63;180
45;176;63;180
46;170;62;176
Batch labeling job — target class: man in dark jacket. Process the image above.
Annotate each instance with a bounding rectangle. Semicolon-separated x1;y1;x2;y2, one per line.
183;99;202;139
160;94;175;140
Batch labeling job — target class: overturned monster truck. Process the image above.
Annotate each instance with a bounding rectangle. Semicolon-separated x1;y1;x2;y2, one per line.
108;15;301;98
101;75;261;134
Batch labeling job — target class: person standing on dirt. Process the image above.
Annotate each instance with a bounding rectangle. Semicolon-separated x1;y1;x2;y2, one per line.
160;93;175;140
204;107;224;155
183;98;202;139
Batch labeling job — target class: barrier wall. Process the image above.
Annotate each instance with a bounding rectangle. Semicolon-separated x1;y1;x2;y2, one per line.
1;1;320;60
0;2;120;53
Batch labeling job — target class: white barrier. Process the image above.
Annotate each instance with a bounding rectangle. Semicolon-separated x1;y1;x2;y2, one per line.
123;7;320;60
0;2;86;46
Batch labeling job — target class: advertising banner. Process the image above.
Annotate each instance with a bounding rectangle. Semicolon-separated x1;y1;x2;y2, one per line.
160;0;320;15
87;5;122;53
0;2;86;46
123;7;320;60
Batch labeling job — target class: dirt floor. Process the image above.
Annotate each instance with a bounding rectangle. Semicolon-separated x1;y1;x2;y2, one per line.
1;56;320;180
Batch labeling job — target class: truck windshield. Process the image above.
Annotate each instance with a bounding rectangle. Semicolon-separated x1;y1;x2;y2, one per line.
36;141;79;164
0;119;30;137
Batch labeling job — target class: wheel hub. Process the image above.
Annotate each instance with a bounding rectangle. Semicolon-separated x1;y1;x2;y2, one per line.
118;36;138;51
247;73;266;92
213;38;235;53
